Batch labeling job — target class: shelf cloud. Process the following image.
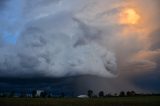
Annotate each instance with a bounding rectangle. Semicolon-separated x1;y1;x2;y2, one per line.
0;0;159;92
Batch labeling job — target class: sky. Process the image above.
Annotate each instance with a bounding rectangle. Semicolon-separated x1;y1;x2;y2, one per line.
0;0;160;94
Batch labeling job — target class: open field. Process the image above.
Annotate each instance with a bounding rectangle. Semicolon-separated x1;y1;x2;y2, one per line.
0;96;160;106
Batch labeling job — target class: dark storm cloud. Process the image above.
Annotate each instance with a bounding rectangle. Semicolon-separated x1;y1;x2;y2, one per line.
0;0;160;94
132;71;160;92
0;77;73;85
0;0;117;78
129;0;160;92
0;77;75;95
75;0;160;94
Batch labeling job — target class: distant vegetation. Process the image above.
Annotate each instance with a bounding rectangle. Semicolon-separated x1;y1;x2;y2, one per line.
0;89;160;98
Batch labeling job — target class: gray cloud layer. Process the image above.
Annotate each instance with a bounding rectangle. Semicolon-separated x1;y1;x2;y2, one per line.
0;0;159;92
0;0;117;78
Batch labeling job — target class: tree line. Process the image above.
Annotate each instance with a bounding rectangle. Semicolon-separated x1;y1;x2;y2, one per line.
87;90;136;98
0;89;160;98
87;90;160;98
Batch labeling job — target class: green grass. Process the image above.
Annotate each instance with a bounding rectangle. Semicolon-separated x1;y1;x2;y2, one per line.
0;96;160;106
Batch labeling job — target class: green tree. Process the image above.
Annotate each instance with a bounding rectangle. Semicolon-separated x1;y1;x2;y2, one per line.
99;91;104;98
119;91;125;97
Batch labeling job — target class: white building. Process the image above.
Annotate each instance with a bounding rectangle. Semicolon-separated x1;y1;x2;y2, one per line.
36;90;44;97
77;95;89;98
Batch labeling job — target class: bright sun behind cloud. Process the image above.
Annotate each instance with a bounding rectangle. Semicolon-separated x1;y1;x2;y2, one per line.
119;8;140;25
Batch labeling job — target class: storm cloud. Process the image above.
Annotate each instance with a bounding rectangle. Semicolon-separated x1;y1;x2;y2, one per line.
0;0;160;93
0;0;117;78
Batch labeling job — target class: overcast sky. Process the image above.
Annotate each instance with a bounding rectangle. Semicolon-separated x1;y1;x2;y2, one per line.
0;0;160;94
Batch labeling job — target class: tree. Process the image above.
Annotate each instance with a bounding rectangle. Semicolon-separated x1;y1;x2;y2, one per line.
131;91;136;96
127;91;136;96
119;91;125;97
32;90;36;98
87;90;93;98
99;91;104;97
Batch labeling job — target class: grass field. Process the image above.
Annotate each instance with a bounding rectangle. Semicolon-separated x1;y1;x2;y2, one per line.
0;96;160;106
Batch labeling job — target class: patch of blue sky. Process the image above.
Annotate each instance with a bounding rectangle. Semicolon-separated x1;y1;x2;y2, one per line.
3;31;20;44
1;0;24;44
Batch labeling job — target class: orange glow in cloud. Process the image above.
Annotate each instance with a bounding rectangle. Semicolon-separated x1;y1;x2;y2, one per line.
119;8;140;25
118;7;150;47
